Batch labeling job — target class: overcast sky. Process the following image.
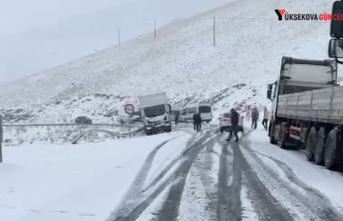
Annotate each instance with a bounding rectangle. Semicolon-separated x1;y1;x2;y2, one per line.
0;0;230;84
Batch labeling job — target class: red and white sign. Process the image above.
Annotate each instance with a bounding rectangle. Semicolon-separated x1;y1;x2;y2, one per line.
124;104;135;114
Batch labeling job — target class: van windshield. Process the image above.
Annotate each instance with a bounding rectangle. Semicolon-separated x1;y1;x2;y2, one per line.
199;106;211;113
144;105;166;117
223;113;231;118
172;110;180;115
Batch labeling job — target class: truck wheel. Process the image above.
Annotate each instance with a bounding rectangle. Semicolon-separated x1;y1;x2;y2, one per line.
314;127;325;165
306;127;316;161
220;128;223;133
279;123;288;149
269;123;277;144
324;128;340;169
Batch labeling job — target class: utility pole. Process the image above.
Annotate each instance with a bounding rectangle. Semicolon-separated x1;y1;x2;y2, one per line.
213;17;216;46
117;28;121;45
153;14;157;38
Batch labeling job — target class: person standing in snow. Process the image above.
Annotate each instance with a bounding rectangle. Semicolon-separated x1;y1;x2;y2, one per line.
193;112;202;132
175;111;180;124
245;105;251;121
262;107;269;131
251;106;259;129
226;108;239;142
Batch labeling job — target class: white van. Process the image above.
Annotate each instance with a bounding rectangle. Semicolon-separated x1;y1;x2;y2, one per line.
180;107;187;122
198;102;212;123
170;108;181;122
184;105;198;123
182;103;213;123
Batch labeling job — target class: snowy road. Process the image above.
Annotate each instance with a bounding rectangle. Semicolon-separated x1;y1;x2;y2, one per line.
1;126;343;221
108;128;343;221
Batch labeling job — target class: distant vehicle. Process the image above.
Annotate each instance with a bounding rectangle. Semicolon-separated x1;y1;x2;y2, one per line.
218;112;243;133
170;108;181;122
139;92;172;135
179;107;187;122
75;116;92;124
198;102;212;123
180;103;213;123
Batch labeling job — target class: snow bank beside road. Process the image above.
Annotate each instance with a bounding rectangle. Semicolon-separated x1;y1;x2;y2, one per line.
247;129;343;212
0;131;186;221
2;125;138;146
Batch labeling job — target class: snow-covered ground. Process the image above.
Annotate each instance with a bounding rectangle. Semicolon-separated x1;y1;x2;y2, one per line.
246;128;343;212
0;0;338;125
2;125;139;146
1;123;343;220
0;131;188;221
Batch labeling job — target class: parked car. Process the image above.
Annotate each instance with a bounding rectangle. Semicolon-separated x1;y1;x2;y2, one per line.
218;112;243;133
75;116;92;124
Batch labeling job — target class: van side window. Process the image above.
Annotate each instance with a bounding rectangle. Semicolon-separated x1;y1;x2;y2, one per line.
188;107;197;114
181;108;187;115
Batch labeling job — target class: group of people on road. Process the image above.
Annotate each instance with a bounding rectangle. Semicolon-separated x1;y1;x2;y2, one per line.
173;105;270;142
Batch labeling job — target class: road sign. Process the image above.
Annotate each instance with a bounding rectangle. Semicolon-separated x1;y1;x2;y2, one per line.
124;104;135;114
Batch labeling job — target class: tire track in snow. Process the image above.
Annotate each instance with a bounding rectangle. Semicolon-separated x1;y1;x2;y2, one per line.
219;129;253;220
233;142;294;221
217;139;234;221
108;131;216;221
108;134;186;219
157;133;221;221
225;141;242;221
247;150;343;221
142;132;210;192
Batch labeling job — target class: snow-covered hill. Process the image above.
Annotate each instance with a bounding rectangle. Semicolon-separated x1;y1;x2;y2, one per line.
0;0;233;83
0;0;338;124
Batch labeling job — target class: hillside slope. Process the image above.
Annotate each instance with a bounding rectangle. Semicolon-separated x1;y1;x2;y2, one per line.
0;0;336;123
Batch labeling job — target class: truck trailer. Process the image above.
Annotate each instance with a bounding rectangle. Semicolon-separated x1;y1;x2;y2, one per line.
138;92;172;135
267;56;343;170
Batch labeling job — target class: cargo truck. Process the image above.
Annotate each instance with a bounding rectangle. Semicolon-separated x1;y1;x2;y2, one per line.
138;92;172;135
267;56;343;170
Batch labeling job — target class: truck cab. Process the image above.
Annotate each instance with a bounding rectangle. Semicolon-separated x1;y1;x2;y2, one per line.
139;92;172;135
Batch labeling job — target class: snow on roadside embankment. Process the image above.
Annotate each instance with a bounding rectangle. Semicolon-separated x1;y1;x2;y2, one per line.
3;125;140;146
0;131;186;221
0;83;259;125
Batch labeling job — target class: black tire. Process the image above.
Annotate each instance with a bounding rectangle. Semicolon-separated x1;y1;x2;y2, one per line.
269;123;277;144
314;127;325;165
324;128;338;169
279;123;288;149
220;128;223;133
306;127;316;162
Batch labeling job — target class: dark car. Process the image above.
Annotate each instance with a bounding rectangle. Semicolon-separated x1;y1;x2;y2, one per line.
75;116;92;124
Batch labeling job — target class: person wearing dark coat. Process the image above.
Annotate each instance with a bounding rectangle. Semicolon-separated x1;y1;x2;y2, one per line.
193;113;202;132
251;106;259;129
227;108;239;142
175;112;180;124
